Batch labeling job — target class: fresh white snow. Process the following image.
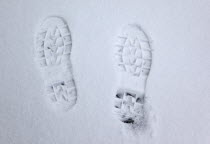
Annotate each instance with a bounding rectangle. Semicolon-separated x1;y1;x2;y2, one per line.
0;0;210;144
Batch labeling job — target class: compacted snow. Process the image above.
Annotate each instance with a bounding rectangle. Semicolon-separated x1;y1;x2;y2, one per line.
0;0;210;144
113;24;153;134
34;16;77;112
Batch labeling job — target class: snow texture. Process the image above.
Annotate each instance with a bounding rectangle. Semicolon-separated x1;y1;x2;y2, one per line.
113;24;153;134
34;17;77;111
0;0;210;144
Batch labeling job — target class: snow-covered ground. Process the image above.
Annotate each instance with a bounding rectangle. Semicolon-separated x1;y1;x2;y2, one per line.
0;0;210;144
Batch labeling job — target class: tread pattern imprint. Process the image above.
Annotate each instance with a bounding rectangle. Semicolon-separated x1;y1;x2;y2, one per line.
115;34;152;77
114;25;152;129
34;17;77;110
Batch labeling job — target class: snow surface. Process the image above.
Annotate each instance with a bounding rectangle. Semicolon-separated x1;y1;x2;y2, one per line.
0;0;210;144
34;17;77;112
